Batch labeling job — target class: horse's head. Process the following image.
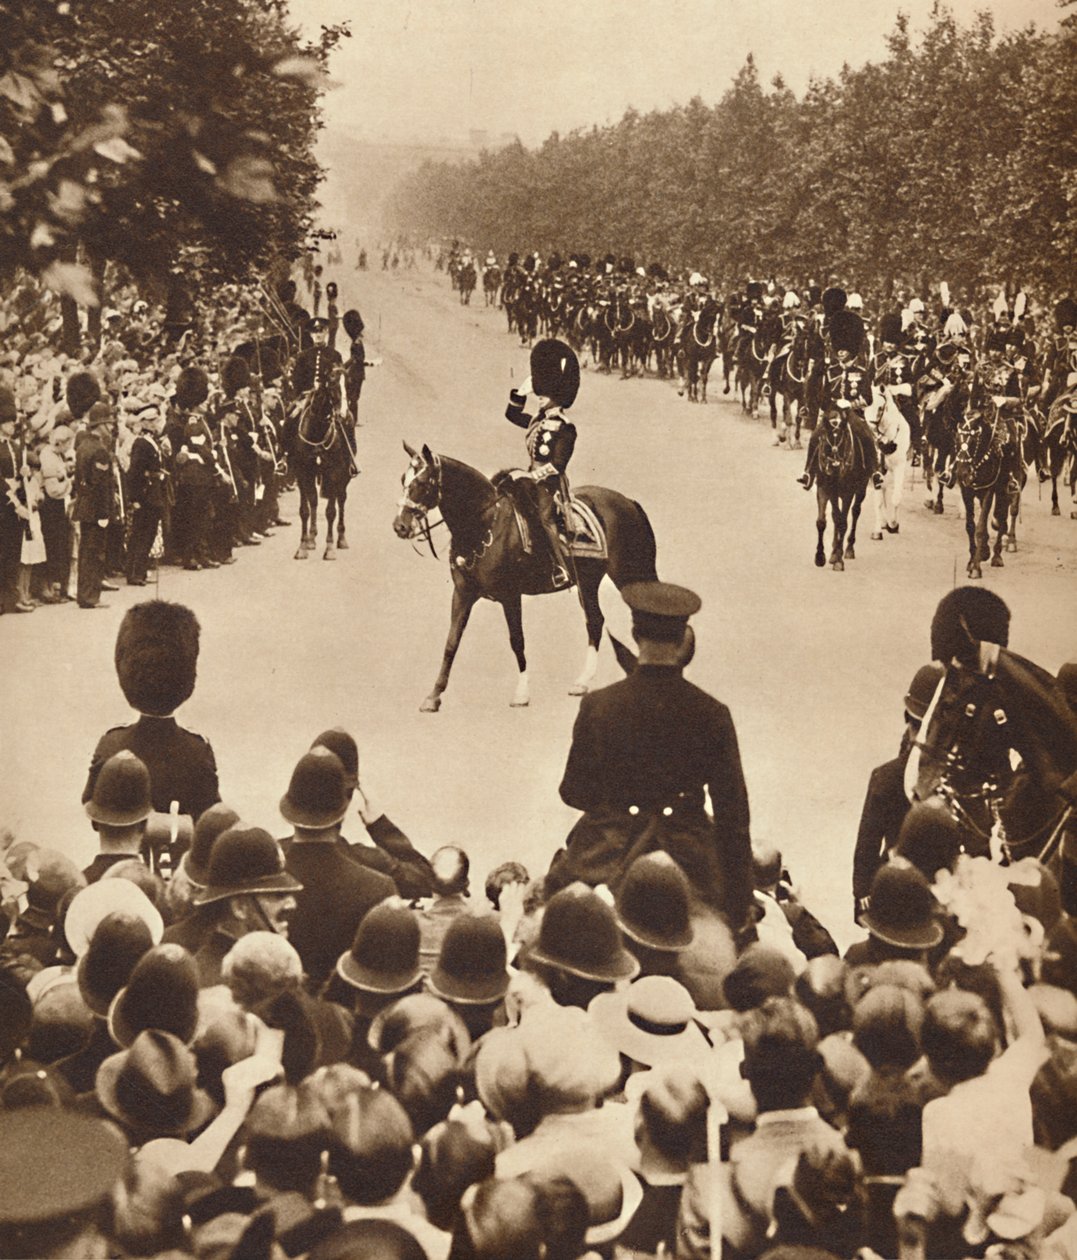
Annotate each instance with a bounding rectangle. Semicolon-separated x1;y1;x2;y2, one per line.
394;441;442;539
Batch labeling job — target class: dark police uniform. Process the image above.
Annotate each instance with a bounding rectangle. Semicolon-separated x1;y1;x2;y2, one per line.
551;583;754;932
72;423;114;607
126;430;167;584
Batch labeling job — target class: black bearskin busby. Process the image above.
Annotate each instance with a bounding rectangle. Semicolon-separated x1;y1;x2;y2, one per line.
547;253;563;271
578;253;591;269
523;255;536;274
829;309;864;357
619;257;635;275
930;587;1011;666
220;355;250;399
174;366;209;411
1055;298;1077;331
507;252;519;267
115;601;201;716
530;338;580;410
648;262;668;281
746;281;764;303
342;309;364;341
65;370;101;420
878;313;903;346
822;287;847;320
807;285;822;307
277;279;297;305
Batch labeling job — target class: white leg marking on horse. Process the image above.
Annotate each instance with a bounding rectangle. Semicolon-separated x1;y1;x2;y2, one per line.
570;645;599;695
511;671;530;708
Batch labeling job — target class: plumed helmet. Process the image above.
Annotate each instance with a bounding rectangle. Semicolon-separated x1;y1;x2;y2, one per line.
829;309;864;356
783;290;801;310
530;338;580;410
220;355;250;398
930;587;1011;664
746;281;764;302
1054;298;1077;330
822;287;847;319
342;309;365;341
943;310;968;340
174;366;209;411
847;292;864;311
879;313;903;345
65;370;102;420
115;601;201;716
908;297;925;315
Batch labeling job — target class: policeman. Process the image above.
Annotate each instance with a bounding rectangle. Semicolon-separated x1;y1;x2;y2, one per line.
505;338;579;589
125;403;168;586
73;402;117;608
553;581;755;943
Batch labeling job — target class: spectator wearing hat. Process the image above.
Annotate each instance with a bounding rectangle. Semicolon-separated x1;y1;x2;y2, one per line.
418;845;474;974
0;385;33;614
279;748;395;988
83;750;153;883
108;942;201;1048
83;602;221;862
1;849;84;966
309;728;434;899
753;845;837;963
163;802;241;942
555;581;755;941
72;399;117;607
190;826;303;985
428;913;511;1039
589;975;711;1076
0;1109;129;1260
852;662;944;922
845;864;945;968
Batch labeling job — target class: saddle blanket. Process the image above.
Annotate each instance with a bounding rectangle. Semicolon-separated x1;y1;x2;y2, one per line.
565;496;607;559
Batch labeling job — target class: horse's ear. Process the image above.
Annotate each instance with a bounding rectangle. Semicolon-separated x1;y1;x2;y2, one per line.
403;440;417;458
421;443;434;465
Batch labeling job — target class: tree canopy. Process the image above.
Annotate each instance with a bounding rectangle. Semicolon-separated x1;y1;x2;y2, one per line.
388;6;1076;295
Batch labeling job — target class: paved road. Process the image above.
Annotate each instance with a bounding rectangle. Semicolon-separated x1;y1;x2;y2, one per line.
4;265;1076;947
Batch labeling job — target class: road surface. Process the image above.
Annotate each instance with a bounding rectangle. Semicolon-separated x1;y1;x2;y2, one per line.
4;265;1076;947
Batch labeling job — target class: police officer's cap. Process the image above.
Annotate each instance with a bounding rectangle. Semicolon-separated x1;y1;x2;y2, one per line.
308;317;329;333
621;581;701;642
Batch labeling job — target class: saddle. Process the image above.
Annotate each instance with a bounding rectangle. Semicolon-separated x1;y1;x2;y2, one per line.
493;471;608;561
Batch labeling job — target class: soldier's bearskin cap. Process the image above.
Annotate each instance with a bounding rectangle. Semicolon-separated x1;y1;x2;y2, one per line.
822;287;847;319
342;309;365;340
523;255;536;273
548;253;563;271
326;281;338;300
619;257;635;275
984;328;1009;353
277;279;297;304
578;253;591;269
220;355;250;398
530;338;580;410
930;587;1010;665
746;281;764;302
115;600;201;716
65;370;101;420
829;309;864;356
807;285;822;306
1054;298;1077;330
878;313;904;345
174;367;209;412
507;252;519;267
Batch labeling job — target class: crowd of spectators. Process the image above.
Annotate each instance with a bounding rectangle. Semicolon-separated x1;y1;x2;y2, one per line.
2;584;1077;1260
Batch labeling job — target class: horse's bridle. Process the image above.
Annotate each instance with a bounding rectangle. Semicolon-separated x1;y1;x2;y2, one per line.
398;456;446;557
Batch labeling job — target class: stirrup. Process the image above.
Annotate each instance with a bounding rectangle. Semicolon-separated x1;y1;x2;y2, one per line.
551;565;571;589
872;472;884;490
796;472;813;490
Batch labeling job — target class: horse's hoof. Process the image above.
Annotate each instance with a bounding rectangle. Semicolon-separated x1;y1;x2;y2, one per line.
871;532;883;541
568;682;588;697
294;548;308;560
1052;505;1060;516
968;563;982;579
337;537;349;550
832;559;845;572
934;503;945;515
419;696;441;713
509;697;530;708
844;546;855;560
924;499;935;511
1071;510;1077;520
791;439;802;451
814;553;826;568
1004;537;1017;553
723;385;730;395
323;549;335;561
991;554;1004;567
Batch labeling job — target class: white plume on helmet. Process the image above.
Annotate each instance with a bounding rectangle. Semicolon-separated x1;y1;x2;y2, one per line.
783;291;801;309
847;293;863;310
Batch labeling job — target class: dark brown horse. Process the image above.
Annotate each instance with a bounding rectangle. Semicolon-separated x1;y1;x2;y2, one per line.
953;395;1020;580
813;406;873;571
393;444;658;711
1043;396;1077;519
282;379;353;560
676;299;720;403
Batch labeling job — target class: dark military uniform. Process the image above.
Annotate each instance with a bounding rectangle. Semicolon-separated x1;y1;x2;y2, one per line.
82;716;220;824
291;343;343;397
126;432;167;584
0;429;25;613
551;584;754;930
800;359;879;485
505;391;577;585
72;428;114;607
871;341;921;449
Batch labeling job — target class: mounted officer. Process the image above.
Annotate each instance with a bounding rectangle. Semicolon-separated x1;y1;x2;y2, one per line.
872;312;921;456
505;338;579;589
290;316;345;435
1042;297;1077;411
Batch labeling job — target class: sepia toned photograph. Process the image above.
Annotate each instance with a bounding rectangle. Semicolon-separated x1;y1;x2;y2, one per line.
1;0;1075;1256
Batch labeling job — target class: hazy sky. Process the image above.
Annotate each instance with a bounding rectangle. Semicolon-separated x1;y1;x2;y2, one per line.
294;0;1062;145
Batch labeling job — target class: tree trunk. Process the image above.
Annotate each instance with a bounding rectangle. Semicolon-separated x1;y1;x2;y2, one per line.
59;242;81;354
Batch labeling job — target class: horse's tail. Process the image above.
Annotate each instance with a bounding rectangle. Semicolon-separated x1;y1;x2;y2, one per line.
613;498;658;587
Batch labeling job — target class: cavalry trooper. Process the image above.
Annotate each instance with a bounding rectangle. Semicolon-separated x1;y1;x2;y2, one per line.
1041;297;1077;411
797;309;882;491
505;338;580;589
552;580;755;946
871;312;921;456
975;325;1032;462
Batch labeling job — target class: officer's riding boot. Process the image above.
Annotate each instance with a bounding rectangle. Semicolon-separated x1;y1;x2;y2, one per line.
796;434;818;490
536;490;570;588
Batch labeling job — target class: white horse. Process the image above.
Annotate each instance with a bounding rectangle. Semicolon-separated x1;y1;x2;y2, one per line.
870;388;911;538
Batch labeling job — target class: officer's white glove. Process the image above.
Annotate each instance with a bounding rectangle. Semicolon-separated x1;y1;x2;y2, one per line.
518;376;532;396
96;517;109;528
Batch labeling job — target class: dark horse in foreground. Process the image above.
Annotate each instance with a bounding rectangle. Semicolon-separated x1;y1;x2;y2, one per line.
953;394;1022;580
282;378;352;560
910;592;1077;872
813;405;873;571
393;444;658;711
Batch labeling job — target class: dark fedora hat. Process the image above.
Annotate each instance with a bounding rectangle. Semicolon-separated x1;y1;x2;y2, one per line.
311;728;359;792
108;943;200;1048
336;902;422;994
193;827;302;906
182;802;241;887
96;1029;216;1138
615;853;693;951
429;914;510;1006
85;750;153;826
280;748;350;828
861;865;944;951
76;910;155;1017
529;882;639;983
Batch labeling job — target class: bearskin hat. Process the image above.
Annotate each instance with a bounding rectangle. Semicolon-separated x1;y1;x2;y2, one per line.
984;328;1009;354
547;253;563;271
878;313;903;345
746;281;764;302
530;338;580;410
829;309;864;356
174;366;209;411
115;601;201;716
930;587;1010;665
220;355;250;399
822;287;847;320
507;252;519;267
277;279;297;305
578;253;591;269
325;281;338;300
1055;298;1077;331
65;370;102;420
647;262;668;281
523;255;536;273
342;309;364;341
619;257;635;275
807;285;822;307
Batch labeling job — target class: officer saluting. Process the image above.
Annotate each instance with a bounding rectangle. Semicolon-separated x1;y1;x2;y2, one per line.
552;581;755;942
